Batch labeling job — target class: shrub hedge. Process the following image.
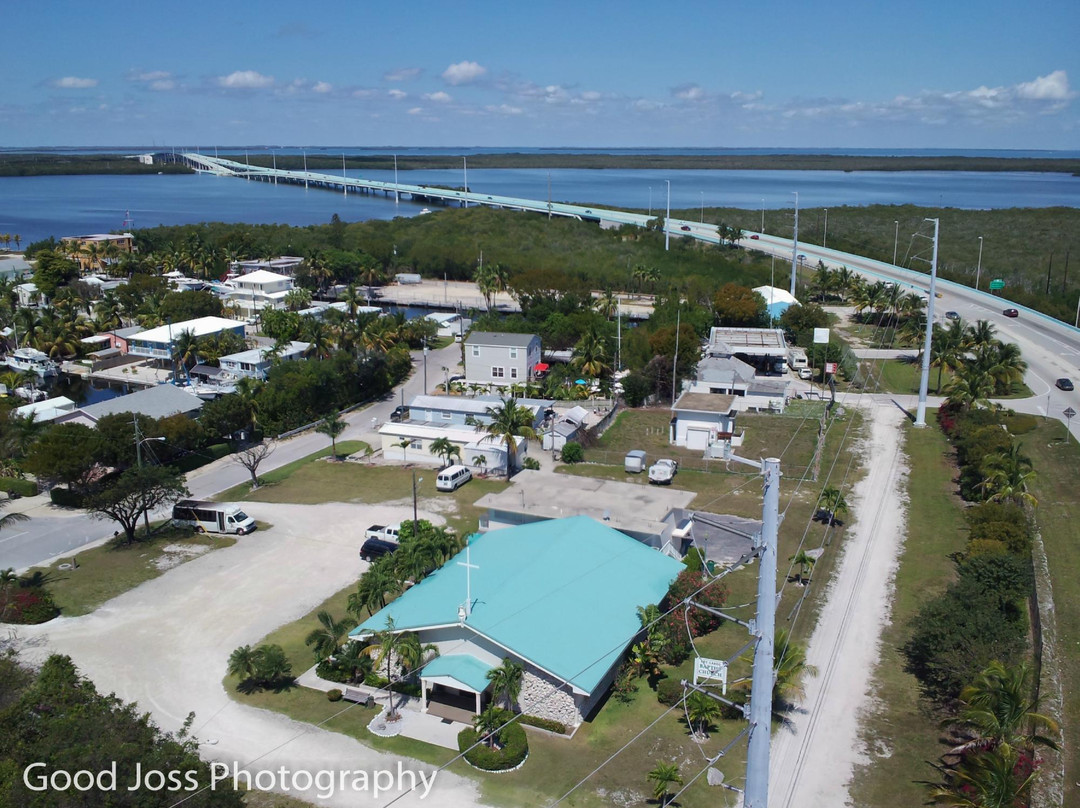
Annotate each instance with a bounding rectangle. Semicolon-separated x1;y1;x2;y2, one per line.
49;487;85;508
327;689;343;702
458;720;529;771
0;587;59;624
655;677;684;707
170;442;232;473
0;478;37;497
316;660;352;684
518;715;568;735
560;442;584;464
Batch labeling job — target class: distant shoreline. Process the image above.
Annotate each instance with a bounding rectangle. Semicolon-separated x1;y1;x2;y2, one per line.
2;152;1079;177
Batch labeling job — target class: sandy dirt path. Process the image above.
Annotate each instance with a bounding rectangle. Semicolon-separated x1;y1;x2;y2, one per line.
12;501;481;808
769;402;909;807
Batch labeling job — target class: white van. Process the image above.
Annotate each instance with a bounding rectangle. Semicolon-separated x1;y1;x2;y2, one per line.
436;464;472;492
172;500;256;535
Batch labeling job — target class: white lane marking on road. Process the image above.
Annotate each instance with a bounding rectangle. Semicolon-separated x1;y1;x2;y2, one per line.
0;531;29;545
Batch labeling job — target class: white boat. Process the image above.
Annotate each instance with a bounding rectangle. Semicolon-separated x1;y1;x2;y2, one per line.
418;208;432;215
14;386;48;402
5;347;59;377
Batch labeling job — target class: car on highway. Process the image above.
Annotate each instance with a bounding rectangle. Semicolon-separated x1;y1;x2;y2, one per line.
1003;308;1019;318
1056;378;1075;391
680;225;691;231
945;310;960;320
797;253;807;262
750;234;760;240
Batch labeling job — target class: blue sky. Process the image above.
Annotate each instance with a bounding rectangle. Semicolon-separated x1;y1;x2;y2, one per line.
7;0;1078;149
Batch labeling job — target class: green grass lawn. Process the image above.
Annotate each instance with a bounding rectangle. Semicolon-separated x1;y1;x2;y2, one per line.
1023;422;1080;806
220;452;507;539
215;441;369;502
588;408;823;476
27;526;237;617
849;419;968;807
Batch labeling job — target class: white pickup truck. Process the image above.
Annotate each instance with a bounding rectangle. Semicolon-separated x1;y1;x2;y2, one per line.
364;523;402;542
648;459;679;485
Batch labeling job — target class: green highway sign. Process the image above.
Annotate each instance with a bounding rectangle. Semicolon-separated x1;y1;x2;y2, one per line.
989;279;1005;290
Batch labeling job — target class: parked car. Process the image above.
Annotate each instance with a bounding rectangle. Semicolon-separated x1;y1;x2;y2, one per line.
360;538;398;562
1056;378;1074;391
944;310;960;320
648;459;679;485
798;367;814;380
1003;308;1019;318
390;405;408;422
364;523;402;542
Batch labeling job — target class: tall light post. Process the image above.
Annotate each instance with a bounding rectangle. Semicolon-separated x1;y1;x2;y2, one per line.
915;218;940;428
700;191;704;223
422;337;429;393
394;154;399;204
664;180;671;252
823;208;828;247
271;149;277;184
893;220;899;265
760;198;765;234
302;150;308;189
648;186;652;216
342;153;347;197
789;191;799;297
975;236;984;291
462;157;468;208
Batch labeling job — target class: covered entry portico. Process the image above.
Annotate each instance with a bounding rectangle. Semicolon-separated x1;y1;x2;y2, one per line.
420;654;493;723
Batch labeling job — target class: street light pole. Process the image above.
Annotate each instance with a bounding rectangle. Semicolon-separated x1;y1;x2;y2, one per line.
760;198;765;234
893;220;899;265
664;180;671;252
648;186;652;217
823;208;828;247
394;154;399;204
915;218;940;428
975;236;984;291
700;191;704;223
423;338;429;393
412;472;423;538
133;418;166;537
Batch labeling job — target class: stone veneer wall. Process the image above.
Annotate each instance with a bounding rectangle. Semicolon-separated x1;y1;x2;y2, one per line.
516;665;583;726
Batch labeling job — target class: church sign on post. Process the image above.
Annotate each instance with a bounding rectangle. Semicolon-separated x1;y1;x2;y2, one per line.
693;656;728;694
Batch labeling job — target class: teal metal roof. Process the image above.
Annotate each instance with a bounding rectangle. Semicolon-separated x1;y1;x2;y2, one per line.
351;516;683;695
422;654;494;693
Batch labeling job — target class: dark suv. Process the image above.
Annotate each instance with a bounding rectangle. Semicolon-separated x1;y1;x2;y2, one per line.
360;538;398;562
389;406;408;422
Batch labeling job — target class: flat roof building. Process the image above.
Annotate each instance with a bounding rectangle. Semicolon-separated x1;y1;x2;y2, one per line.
127;317;245;359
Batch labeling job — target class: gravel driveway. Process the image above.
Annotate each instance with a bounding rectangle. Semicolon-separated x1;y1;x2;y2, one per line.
13;501;481;808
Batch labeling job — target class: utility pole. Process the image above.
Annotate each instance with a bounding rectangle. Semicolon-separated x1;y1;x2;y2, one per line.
789;191;799;297
463;157;468;208
823;208;828;247
342;153;347;197
893;220;899;265
394;154;399;203
671;307;681;405
743;456;781;807
411;472;423;538
915;218;940;428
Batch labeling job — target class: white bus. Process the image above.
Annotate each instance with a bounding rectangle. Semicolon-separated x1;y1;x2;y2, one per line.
172;500;256;535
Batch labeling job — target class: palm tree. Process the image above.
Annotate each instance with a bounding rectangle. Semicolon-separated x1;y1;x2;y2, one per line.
945;366;995;411
429;437;461;469
773;628;818;707
471;454;488;476
0;501;29;532
233;377;262;433
646;763;682;807
227;645;259;682
333;640;375;683
967;319;998;349
817;486;848;525
941;660;1058;758
594;289;619;320
172;329;201;370
789;550;817;584
393;539;440;584
925;745;1038;808
393;630;438;677
361;617;410;719
482;398;539;479
304;610;356;662
572;324;611;380
979;444;1038;507
302;320;333;359
395;438;412;465
987;342;1027;395
485;658;524;712
474;705;505;748
316;410;347;459
341;284;363;318
349;562;397;616
686;690;722;739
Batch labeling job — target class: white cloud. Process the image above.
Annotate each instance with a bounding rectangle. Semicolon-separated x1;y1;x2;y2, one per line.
351;88;376;99
407;107;423;115
388;89;407;100
129;70;171;82
1016;70;1072;101
217;70;274;89
486;104;523;116
313;81;333;94
442;60;486;86
385;67;422;82
580;90;603;102
53;76;97;89
149;80;176;92
424;91;452;103
673;83;705;101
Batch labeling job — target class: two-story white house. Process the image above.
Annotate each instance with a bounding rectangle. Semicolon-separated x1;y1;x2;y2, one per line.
463;332;542;388
227;270;295;316
127;317;246;360
218;340;309;380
